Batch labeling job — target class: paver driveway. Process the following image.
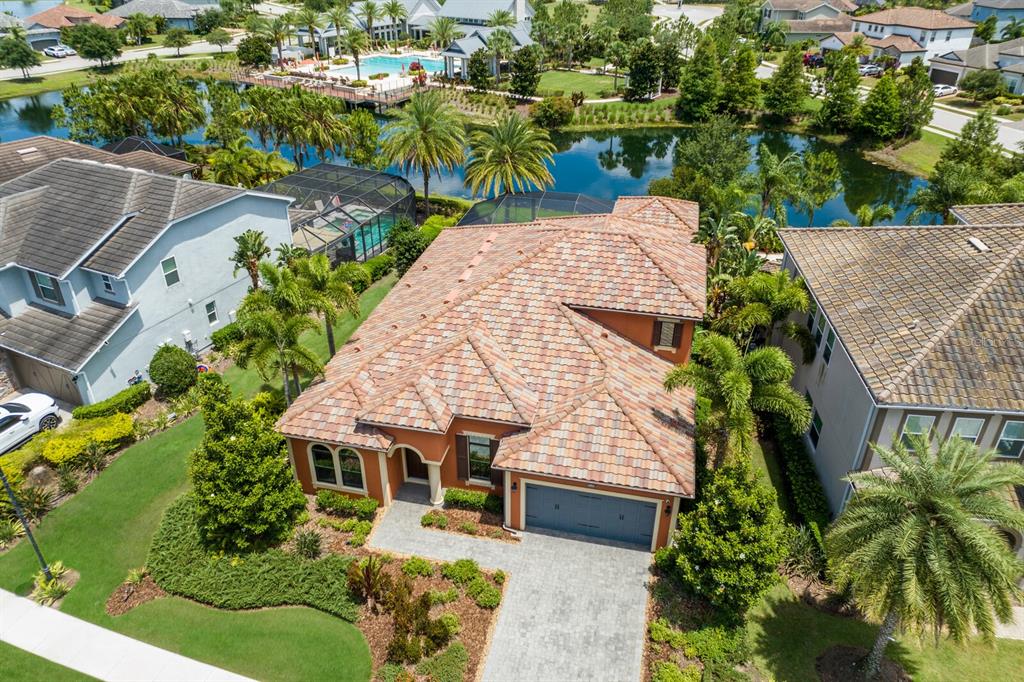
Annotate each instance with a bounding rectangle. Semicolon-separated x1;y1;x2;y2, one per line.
368;486;653;682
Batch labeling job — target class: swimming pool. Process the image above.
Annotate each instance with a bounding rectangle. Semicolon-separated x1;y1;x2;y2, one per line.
329;55;445;79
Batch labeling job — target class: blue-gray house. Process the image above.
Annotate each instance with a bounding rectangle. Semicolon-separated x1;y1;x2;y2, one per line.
965;0;1024;35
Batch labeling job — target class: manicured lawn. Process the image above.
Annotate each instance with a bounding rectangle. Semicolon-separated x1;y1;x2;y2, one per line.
892;130;950;177
750;438;794;519
748;583;1024;681
1;641;95;681
0;69;111;100
539;70;616;98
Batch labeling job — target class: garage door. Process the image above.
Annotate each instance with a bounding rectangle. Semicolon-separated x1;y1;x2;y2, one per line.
8;353;80;405
931;68;959;85
524;484;657;548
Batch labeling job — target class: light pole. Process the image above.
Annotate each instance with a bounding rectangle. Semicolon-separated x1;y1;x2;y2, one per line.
0;466;52;581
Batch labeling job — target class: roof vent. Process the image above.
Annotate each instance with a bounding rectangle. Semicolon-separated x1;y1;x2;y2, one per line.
16;146;38;156
968;236;990;252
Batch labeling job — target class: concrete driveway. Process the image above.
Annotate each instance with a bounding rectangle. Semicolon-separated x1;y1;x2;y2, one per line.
369;486;653;682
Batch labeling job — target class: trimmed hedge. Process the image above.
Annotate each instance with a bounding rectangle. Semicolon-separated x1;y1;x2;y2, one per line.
772;417;832;547
148;344;197;397
315;489;379;521
415;194;473;218
148;495;359;619
71;382;151;420
335;262;372;294
364;253;395;281
41;414;135;466
443;488;503;515
210;322;243;351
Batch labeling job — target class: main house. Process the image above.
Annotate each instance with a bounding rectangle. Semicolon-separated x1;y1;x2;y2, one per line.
23;4;124;51
759;0;856;44
277;196;706;551
0;153;292;405
850;7;975;61
776;219;1024;560
108;0;219;31
929;36;1024;93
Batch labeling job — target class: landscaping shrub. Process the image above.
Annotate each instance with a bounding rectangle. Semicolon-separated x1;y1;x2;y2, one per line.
649;618;687;648
420;510;448;528
465;575;502;608
293;528;322;559
346;520;373;547
529;96;575;128
210;322;243;351
443;488;503;514
335;262;372;294
41;414;135;466
17;487;53;521
415;642;468;682
457;521;478;535
493;569;505;585
315;490;379;521
374;664;406;682
148;344;197;397
772;416;831;552
652;661;700;682
419;214;457;243
441;558;481;585
402;556;434;577
680;625;750;665
429;587;458;605
0;518;24;548
417;194;473;218
71;382;151;420
148;496;358;619
364;253;395;281
439;612;460;636
348;555;392;612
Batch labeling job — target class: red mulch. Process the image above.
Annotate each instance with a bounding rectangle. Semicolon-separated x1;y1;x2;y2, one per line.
816;645;910;682
426;507;520;544
106;575;166;616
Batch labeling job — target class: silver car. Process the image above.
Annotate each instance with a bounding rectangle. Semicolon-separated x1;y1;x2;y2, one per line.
933;84;958;98
0;393;60;455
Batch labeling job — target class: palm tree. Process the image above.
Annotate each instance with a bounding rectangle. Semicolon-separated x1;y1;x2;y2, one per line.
1003;16;1024;40
429;16;462;51
260;15;293;64
275;243;309;269
381;0;407;44
713;270;813;356
297;253;360;357
230;229;271;290
664;332;811;464
236;301;322;405
756;143;800;220
465;113;555;198
487;28;515;85
694;214;741;271
209;136;258;186
760;20;787;51
911;161;996;224
125;13;151;46
295;7;325;58
343;27;370;79
326;2;352;57
382;91;466;216
359;0;383;45
828;436;1024;680
854;203;895;226
487;9;516;28
847;35;871;59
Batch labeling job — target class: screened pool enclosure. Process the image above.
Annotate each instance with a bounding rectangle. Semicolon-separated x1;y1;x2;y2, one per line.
457;191;615;226
263;164;416;264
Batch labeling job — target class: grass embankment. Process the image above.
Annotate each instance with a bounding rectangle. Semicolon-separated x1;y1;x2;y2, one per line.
0;68;109;99
0;278;397;680
538;70;615;99
865;129;950;178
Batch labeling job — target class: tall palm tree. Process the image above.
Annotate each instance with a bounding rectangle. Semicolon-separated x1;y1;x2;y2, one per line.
1003;16;1024;40
694;214;741;271
759;20;787;51
713;270;813;357
275;243;308;269
260;15;293;64
854;203;895;226
295;88;351;161
911;161;996;224
487;28;515;85
429;16;462;51
326;2;352;57
295;7;325;59
487;9;516;28
125;13;151;46
359;0;383;45
828;436;1024;680
242;86;282;148
756;143;801;220
847;35;871;59
381;0;407;44
343;27;370;79
465;113;555;198
230;229;271;290
209;136;259;186
664;331;811;464
235;301;322;405
382;91;466;216
297;253;359;356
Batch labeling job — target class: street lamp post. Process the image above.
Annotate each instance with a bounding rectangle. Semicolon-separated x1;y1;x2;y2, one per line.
0;466;52;581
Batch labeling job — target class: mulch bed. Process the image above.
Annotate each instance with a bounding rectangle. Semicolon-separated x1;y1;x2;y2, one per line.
106;575;166;616
816;645;910;682
642;571;717;682
427;507;520;544
286;497;382;557
784;571;861;618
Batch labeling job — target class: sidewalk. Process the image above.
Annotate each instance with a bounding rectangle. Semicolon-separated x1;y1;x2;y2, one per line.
0;589;252;682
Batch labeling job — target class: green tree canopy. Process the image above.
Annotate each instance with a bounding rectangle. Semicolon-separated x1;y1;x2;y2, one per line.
625;39;661;102
164;27;192;57
857;73;902;140
674;35;721;121
237;35;272;68
0;36;41;80
467;49;492;91
814;48;860;132
465;113;555;197
509;43;543;97
764;46;808;120
897;57;934;139
720;42;760;116
61;23;122;66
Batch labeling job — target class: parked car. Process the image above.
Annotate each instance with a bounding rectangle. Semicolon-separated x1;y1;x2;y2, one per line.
933;84;958;98
859;63;883;77
810;79;825;96
803;53;825;68
43;44;76;58
0;393;60;455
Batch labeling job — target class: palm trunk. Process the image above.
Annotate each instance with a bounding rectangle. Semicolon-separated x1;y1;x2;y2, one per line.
423;168;431;218
863;610;898;680
325;318;336;356
281;365;292;405
292;366;302;397
248;265;259;290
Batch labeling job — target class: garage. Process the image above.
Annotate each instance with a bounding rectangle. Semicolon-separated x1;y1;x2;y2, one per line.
7;352;81;405
930;68;960;85
524;483;657;548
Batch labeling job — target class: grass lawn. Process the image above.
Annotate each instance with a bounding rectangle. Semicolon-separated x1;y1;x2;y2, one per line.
539;70;615;98
1;641;95;681
750;438;794;519
748;583;1024;681
891;130;949;177
0;68;112;100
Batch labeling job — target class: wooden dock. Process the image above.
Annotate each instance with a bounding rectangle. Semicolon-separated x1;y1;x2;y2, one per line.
232;72;418;111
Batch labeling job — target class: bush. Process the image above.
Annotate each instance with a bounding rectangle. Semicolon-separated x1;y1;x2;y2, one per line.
294;528;322;559
347;520;373;547
441;558;481;585
72;382;151;419
335;262;372;294
148;496;358;619
415;642;468;682
41;413;135;466
369;72;388;80
148;344;197;397
419;214;457;243
493;569;505;585
649;618;687;648
439;612;461;636
529;96;575;128
351;79;368;88
210;322;243;351
681;625;749;665
417;194;472;217
773;417;831;551
428;587;458;605
314;490;379;521
386;633;423;664
0;518;25;548
420;510;448;528
443;488;503;514
468;580;501;609
652;662;700;682
457;521;478;535
402;556;434;577
364;253;395;281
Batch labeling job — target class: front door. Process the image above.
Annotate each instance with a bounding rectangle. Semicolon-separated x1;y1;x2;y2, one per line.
404;447;428;481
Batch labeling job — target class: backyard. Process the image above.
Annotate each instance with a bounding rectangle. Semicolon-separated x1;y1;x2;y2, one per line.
539;70;617;99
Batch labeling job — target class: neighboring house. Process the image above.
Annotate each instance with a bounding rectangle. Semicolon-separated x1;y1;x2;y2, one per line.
0;136;195;183
107;0;212;31
759;0;856;43
0;159;292;405
775;221;1024;562
276;196;706;551
930;36;1024;92
820;30;927;67
0;13;24;37
851;7;975;60
101;135;189;162
441;25;533;78
23;4;124;50
967;0;1024;35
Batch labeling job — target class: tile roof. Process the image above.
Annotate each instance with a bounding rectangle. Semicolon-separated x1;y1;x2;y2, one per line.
0;136;194;184
855;7;974;29
785;15;853;33
868;34;925;52
951;202;1024;225
780;225;1024;413
25;4;124;28
100;136;188;160
0;300;135;371
107;0;201;20
278;196;704;496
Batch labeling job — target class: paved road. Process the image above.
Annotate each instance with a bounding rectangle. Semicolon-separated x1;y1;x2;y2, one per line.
0;37;241;81
369;486;654;682
653;1;725;27
0;588;253;681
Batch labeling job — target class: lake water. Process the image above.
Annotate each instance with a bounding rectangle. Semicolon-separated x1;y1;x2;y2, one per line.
0;90;935;226
0;0;60;19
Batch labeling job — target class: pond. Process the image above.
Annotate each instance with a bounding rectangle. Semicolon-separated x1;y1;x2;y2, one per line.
0;0;61;19
0;91;936;225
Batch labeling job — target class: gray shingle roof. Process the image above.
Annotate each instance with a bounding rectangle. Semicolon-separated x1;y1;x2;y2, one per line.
0;158;244;278
0;136;194;185
0;300;135;371
439;0;532;22
107;0;201;20
780;225;1024;413
100;136;188;160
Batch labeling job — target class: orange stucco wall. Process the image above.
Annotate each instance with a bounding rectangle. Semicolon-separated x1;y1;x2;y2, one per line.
506;471;679;550
580;308;695;365
288;437;386;503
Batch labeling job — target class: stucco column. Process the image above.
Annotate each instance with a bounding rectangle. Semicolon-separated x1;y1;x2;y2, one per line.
426;462;443;506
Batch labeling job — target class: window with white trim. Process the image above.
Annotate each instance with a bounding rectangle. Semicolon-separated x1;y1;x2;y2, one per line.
101;274;115;294
996;421;1024;459
810;410;823;448
901;414;935;449
467;435;493;483
31;272;62;304
950;417;984;444
161;257;180;286
310;444;365;490
823;328;836;364
338;449;364;489
310;444;337;485
205;301;218;325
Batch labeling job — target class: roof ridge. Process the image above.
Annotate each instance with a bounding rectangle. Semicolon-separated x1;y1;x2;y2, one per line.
411;375;449;431
629;232;705;315
496;378;608;454
600;383;684;487
465;329;535;423
879;236;1024;401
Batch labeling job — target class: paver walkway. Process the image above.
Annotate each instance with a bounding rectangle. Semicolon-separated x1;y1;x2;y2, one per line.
369;485;654;682
0;588;252;681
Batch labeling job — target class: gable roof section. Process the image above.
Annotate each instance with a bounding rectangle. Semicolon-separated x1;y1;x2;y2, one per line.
0;136;194;184
25;4;124;28
0;300;136;371
855;7;974;29
952;202;1024;225
780;225;1024;413
279;196;704;496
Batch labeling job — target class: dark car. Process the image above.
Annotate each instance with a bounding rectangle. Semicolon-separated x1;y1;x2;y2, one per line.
803;53;825;68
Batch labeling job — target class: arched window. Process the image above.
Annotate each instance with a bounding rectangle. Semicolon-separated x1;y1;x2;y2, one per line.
310;444;337;485
338;448;364;490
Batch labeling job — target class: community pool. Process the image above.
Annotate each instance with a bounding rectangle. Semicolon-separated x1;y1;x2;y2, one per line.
330;55;445;79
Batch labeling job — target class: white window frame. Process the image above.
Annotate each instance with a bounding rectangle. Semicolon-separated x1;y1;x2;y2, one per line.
101;274;115;295
995;420;1024;459
823;327;836;365
901;414;935;449
205;301;218;325
307;443;367;493
161;256;180;287
31;271;61;304
950;417;984;445
466;434;494;485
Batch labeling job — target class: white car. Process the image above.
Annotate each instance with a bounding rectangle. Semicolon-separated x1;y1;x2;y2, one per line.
43;45;76;58
0;394;60;455
933;84;958;98
859;64;883;77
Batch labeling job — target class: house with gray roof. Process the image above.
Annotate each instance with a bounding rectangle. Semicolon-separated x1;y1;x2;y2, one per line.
107;0;212;30
0;136;195;184
962;0;1024;36
776;222;1024;562
930;36;1024;93
0;158;292;405
441;26;533;78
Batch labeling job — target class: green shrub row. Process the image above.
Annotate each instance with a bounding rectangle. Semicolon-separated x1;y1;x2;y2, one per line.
466;576;502;609
72;382;151;420
772;416;832;546
314;489;379;521
364;253;395;281
402;556;434;577
148;496;359;619
41;414;136;466
414;643;469;682
443;488;503;515
210;322;243;351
